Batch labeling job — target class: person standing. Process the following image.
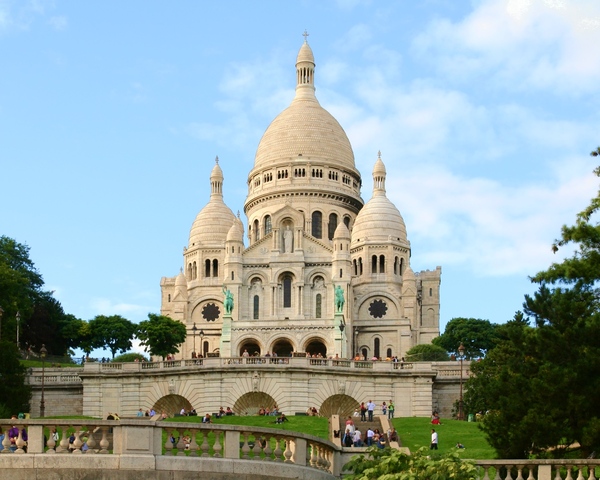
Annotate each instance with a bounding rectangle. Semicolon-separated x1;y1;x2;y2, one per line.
367;399;376;422
388;400;395;419
430;429;438;450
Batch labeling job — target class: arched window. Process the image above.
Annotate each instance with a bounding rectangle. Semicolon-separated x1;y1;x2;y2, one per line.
253;219;260;242
205;259;211;277
187;263;192;279
328;213;338;240
264;215;272;236
394;257;399;275
168;294;171;302
430;287;433;297
283;275;292;308
231;271;234;280
374;338;381;359
193;262;197;279
339;268;343;278
253;295;259;319
359;258;363;275
379;255;385;273
387;348;392;359
311;211;322;239
344;216;350;229
316;293;322;318
212;259;218;277
400;258;405;275
353;259;358;276
371;255;378;273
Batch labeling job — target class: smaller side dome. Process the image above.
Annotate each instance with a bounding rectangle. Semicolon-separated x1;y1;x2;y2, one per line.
333;221;350;239
227;214;245;243
175;269;187;287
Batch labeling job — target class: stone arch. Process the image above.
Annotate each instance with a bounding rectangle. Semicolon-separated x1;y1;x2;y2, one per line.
234;391;277;416
320;394;359;418
239;338;262;356
304;337;327;357
271;337;294;357
153;394;192;418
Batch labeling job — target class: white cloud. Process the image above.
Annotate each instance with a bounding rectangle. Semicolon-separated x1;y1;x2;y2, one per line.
412;0;600;94
90;298;152;318
48;14;66;30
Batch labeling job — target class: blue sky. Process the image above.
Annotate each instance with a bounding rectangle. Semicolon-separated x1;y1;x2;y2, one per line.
2;0;600;350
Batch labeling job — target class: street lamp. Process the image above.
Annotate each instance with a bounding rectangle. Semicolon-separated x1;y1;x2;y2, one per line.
458;342;465;421
40;344;47;418
0;305;3;341
16;310;20;348
192;323;197;357
199;329;204;357
353;327;359;360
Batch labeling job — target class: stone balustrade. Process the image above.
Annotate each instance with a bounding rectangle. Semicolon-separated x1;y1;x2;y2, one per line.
474;459;600;480
0;419;338;479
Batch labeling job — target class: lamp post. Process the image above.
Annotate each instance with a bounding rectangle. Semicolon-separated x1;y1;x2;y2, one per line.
16;310;20;348
0;305;3;341
353;327;359;360
199;329;205;357
458;342;465;421
40;344;47;418
192;323;197;357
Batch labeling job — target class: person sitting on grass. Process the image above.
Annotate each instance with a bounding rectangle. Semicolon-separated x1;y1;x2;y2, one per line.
275;413;288;424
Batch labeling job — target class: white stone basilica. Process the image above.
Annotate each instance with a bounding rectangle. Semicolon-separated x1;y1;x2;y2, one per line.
160;39;441;361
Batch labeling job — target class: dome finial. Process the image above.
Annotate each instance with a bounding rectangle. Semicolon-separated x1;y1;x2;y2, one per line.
373;152;387;195
215;155;219;165
378;150;381;159
303;29;309;44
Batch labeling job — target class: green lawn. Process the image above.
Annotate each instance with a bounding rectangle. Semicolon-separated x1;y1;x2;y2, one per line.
391;417;497;459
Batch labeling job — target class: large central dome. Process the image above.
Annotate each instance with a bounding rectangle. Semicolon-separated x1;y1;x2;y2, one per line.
252;41;356;172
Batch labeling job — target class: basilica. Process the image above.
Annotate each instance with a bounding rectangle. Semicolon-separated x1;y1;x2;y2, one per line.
160;39;441;361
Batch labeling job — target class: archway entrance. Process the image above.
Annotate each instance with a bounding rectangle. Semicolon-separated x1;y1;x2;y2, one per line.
153;394;192;417
234;392;277;416
305;339;327;357
271;339;293;357
239;341;261;356
319;394;359;418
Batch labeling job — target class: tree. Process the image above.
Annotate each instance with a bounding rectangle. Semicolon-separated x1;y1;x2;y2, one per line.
466;156;600;458
343;446;477;480
433;317;499;359
405;343;449;362
89;315;137;359
136;314;187;360
0;340;32;418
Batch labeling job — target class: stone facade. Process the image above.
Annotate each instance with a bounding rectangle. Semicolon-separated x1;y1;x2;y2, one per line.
160;38;441;363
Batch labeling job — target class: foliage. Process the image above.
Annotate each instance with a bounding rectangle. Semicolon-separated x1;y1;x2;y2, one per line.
405;343;449;362
466;157;600;458
344;446;478;480
89;315;137;359
113;352;148;363
0;340;32;417
433;317;499;359
136;313;187;360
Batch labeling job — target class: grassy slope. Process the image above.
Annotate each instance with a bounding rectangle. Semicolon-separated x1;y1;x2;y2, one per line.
392;416;497;459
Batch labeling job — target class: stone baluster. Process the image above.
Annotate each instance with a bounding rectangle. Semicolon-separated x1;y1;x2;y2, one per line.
86;426;97;454
575;466;585;480
480;466;491;480
310;441;318;469
15;429;26;454
98;426;110;454
516;465;525;480
188;428;199;457
72;428;84;454
283;437;293;463
58;426;70;453
565;466;574;480
554;466;563;480
46;426;57;453
200;430;210;457
164;429;174;455
585;464;596;480
240;432;251;459
263;434;273;461
212;430;222;458
1;431;11;453
175;429;186;456
252;432;262;459
272;435;283;462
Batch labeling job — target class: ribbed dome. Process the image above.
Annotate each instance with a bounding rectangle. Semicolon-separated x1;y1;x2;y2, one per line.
175;270;187;287
226;215;245;243
252;40;356;172
333;221;350;239
189;157;236;247
351;155;408;245
352;195;408;244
